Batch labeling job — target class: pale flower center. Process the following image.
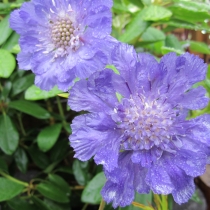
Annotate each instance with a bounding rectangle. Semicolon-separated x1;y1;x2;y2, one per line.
49;16;81;55
114;95;176;150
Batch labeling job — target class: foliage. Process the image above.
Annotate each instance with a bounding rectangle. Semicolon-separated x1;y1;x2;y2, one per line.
0;0;210;209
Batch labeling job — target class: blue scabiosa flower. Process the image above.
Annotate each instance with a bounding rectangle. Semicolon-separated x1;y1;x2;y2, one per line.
68;43;210;208
10;0;115;91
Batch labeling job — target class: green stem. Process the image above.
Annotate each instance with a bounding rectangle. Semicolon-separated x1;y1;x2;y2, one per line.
17;114;26;136
98;199;106;210
82;203;89;210
0;171;29;187
161;195;168;210
56;96;67;128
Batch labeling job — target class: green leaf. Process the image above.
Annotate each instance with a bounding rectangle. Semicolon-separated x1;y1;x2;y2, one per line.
50;140;69;162
12;74;35;96
73;159;89;186
56;166;73;174
0;178;24;202
14;148;28;173
25;85;62;100
143;40;165;55
31;197;51;210
37;124;62;152
43;161;61;174
183;41;210;54
125;0;143;8
0;49;16;78
142;5;172;21
48;174;71;195
7;197;37;210
141;0;151;6
139;27;165;45
28;145;50;169
0;14;13;45
0;114;19;155
9;100;50;119
164;19;210;32
81;172;106;204
165;34;182;51
36;182;70;203
119;10;151;43
169;1;210;23
191;190;202;203
161;46;184;55
44;199;71;210
1;81;12;101
2;32;19;52
113;0;130;13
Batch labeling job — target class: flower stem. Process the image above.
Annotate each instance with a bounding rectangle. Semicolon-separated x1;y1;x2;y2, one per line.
98;199;106;210
82;203;88;210
0;171;29;187
17;113;26;136
56;96;67;128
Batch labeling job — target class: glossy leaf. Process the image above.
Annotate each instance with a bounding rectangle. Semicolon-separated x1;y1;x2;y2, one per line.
2;32;19;52
25;85;62;100
0;49;16;78
73;159;89;186
31;197;51;210
164;19;210;32
7;197;37;210
165;34;182;50
119;10;150;43
14;148;28;173
12;74;35;96
0;178;24;202
9;100;50;119
143;41;165;55
50;140;69;162
48;174;71;195
113;0;130;13
44;199;71;210
81;172;106;204
188;41;210;54
139;27;165;45
37;124;62;152
36;182;70;203
169;1;210;23
142;5;172;21
1;81;12;101
28;145;50;169
0;114;19;155
0;14;13;45
161;46;184;55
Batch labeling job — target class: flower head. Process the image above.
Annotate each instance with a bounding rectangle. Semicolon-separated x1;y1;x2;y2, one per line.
68;43;210;207
10;0;115;90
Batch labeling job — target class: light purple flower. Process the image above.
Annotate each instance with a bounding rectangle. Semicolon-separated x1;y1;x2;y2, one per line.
10;0;116;91
68;43;210;208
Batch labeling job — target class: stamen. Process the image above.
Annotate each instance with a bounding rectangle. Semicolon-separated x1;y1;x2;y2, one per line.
49;16;81;55
114;95;175;151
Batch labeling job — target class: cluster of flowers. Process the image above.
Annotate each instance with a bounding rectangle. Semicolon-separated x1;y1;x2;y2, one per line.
10;0;210;208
